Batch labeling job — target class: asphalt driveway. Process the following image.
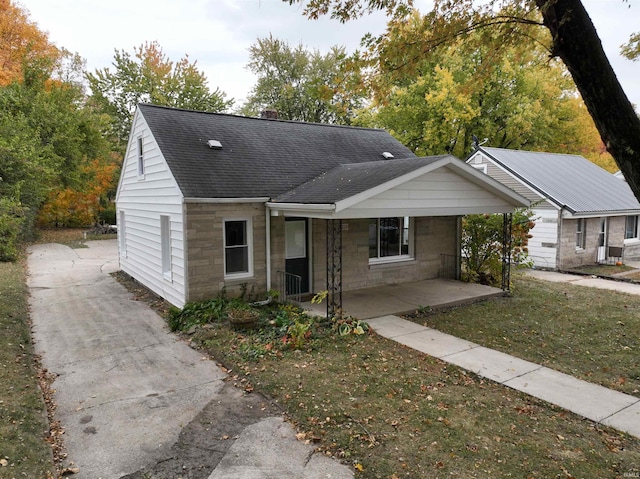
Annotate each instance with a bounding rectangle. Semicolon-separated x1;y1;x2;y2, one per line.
28;240;353;479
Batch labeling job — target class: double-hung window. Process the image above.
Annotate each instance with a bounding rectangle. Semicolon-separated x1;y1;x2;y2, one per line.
576;218;586;249
369;217;413;263
224;219;252;278
625;215;639;240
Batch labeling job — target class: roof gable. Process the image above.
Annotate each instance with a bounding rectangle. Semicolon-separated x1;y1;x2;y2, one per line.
474;147;640;215
137;104;416;199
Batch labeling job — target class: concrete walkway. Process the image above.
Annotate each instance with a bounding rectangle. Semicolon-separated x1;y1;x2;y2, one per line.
28;240;353;479
367;315;640;439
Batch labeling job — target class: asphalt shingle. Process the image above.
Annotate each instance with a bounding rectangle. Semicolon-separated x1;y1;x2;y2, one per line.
139;104;417;200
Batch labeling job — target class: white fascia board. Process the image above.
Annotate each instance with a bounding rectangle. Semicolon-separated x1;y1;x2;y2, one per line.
266;202;335;217
183;197;270;204
115;108;144;204
561;209;640;219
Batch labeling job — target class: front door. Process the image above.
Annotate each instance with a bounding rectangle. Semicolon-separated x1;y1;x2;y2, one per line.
285;218;310;294
597;218;608;262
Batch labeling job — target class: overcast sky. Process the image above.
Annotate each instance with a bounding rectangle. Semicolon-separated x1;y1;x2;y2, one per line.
21;0;640;109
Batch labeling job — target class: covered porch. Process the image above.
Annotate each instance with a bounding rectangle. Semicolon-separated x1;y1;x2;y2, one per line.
301;278;504;320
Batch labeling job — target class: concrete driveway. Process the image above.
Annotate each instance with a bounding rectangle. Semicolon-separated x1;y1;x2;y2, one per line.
28;240;353;479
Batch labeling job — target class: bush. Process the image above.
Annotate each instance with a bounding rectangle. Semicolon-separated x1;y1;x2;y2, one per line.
0;198;27;262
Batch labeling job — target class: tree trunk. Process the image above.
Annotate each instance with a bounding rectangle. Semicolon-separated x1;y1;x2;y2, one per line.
535;0;640;201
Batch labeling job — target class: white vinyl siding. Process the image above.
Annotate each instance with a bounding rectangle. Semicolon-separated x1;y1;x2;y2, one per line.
342;167;520;218
526;208;558;269
161;215;171;279
116;111;186;307
137;137;144;178
118;210;127;258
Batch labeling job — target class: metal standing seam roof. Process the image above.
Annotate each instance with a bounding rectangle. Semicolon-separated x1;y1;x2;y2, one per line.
138;103;417;200
478;147;640;215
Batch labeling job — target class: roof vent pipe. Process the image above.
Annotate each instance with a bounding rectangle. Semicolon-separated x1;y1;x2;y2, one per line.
207;139;222;149
382;151;394;159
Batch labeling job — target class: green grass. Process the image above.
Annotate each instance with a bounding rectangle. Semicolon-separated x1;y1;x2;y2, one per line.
0;258;55;478
145;274;640;479
407;274;640;397
570;264;635;276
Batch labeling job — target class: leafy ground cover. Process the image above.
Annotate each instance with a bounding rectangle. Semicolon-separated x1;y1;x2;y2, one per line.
407;274;640;397
0;258;56;477
144;277;640;479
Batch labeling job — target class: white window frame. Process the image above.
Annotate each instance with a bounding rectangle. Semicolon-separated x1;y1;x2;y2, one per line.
625;215;639;242
137;137;145;178
369;217;414;265
160;215;172;280
575;218;586;250
118;210;126;258
224;217;253;279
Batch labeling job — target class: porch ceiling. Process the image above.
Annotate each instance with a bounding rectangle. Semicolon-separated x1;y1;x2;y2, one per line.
301;279;504;320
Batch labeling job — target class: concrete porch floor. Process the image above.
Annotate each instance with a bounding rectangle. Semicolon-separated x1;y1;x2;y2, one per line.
301;278;505;320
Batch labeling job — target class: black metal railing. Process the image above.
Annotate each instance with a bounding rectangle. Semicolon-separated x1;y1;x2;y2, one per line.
277;270;302;304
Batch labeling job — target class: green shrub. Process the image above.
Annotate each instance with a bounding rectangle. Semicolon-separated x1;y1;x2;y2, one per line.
0;198;27;262
168;298;227;331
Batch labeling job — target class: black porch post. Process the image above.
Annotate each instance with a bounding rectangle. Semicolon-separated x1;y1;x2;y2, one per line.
326;219;343;319
502;213;513;292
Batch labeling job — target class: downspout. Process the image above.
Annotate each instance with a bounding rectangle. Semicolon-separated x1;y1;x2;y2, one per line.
265;204;271;291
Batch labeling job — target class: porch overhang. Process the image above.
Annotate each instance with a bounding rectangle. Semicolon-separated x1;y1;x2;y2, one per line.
267;155;529;219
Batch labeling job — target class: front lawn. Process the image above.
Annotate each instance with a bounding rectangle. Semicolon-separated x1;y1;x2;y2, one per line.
408;274;640;397
0;258;56;477
155;276;640;479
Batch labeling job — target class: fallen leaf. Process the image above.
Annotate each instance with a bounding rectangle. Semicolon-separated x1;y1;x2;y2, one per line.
0;459;7;467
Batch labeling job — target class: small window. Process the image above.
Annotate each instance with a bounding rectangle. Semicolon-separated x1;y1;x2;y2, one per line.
161;215;171;279
625;215;639;240
576;218;586;249
224;219;252;277
137;137;144;177
369;217;412;263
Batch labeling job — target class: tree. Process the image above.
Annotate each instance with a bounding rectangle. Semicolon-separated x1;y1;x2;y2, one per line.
287;0;640;201
239;35;365;124
0;0;58;86
461;209;535;287
86;41;233;149
354;16;596;158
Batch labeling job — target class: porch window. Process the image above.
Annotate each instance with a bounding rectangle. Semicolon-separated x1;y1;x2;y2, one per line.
576;218;586;249
625;215;639;240
369;217;412;263
224;219;252;278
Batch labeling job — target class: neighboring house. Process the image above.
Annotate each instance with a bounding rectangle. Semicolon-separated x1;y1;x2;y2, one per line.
466;147;640;270
116;104;529;308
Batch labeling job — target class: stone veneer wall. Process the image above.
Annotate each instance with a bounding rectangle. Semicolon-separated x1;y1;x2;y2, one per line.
311;217;458;293
185;202;267;302
557;216;632;269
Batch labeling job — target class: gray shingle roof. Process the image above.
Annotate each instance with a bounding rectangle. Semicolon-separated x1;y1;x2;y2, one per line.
138;104;416;199
273;156;449;204
478;147;640;214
